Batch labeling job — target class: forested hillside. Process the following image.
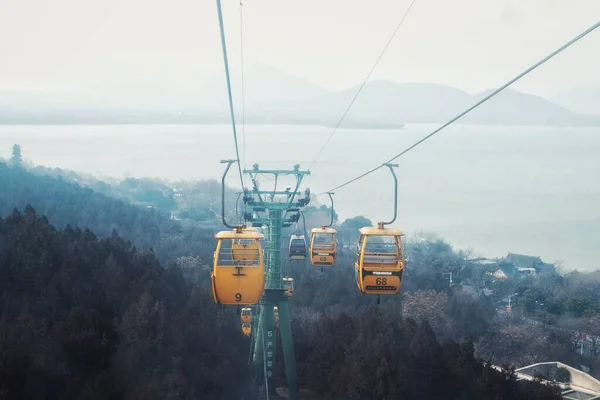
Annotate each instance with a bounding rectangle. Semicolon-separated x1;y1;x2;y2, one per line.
1;160;597;398
28;163;234;222
0;206;562;399
0;206;250;399
294;310;561;400
0;161;216;277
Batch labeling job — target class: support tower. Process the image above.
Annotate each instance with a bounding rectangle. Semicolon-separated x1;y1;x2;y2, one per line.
243;163;310;400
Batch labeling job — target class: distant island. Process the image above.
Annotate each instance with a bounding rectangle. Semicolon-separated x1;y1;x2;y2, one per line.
1;64;598;128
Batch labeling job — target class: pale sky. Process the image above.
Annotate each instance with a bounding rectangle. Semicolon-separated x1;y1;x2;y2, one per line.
1;0;599;97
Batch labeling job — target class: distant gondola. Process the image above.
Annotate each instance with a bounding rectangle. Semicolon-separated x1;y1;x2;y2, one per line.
289;234;307;261
283;277;294;297
309;226;337;267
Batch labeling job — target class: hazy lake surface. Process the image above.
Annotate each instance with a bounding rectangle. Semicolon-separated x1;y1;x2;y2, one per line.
1;123;599;271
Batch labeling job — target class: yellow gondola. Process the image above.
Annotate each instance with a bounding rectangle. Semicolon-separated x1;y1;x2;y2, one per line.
309;226;337;267
240;307;252;324
241;322;252;336
283;277;294;297
211;225;265;305
355;223;405;295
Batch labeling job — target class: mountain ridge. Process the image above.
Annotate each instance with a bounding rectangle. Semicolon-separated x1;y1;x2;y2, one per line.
550;86;600;116
1;65;598;127
257;78;599;127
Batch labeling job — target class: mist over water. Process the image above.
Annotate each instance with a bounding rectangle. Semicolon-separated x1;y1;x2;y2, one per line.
1;123;599;270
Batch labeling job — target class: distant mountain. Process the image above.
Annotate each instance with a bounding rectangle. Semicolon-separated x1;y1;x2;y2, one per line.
258;80;472;126
197;63;331;113
0;64;329;111
260;80;600;127
550;87;600;116
1;67;598;127
462;88;593;126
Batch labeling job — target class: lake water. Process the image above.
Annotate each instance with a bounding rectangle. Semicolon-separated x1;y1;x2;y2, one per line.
1;123;599;271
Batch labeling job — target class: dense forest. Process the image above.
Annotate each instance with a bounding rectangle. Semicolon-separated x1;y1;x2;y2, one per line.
0;206;250;399
294;309;561;400
1;153;599;398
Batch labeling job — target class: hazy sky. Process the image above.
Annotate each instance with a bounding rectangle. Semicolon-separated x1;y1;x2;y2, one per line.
1;0;598;97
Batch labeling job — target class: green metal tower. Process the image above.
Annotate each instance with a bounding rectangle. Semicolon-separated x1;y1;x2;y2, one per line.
222;161;310;400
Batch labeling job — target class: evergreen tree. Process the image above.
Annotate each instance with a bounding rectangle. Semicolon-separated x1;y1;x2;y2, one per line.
10;143;23;167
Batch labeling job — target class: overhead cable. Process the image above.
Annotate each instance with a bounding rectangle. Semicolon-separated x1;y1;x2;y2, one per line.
307;0;419;171
320;20;600;194
239;0;247;172
216;0;245;190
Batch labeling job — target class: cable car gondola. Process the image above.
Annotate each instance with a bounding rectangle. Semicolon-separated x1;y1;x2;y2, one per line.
241;322;251;336
283;277;294;297
289;234;307;261
310;226;337;267
309;192;337;267
211;225;265;305
354;164;406;301
240;307;252;324
355;223;405;295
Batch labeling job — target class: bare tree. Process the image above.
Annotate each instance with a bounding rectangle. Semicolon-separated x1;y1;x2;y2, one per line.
583;316;600;357
402;290;449;336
